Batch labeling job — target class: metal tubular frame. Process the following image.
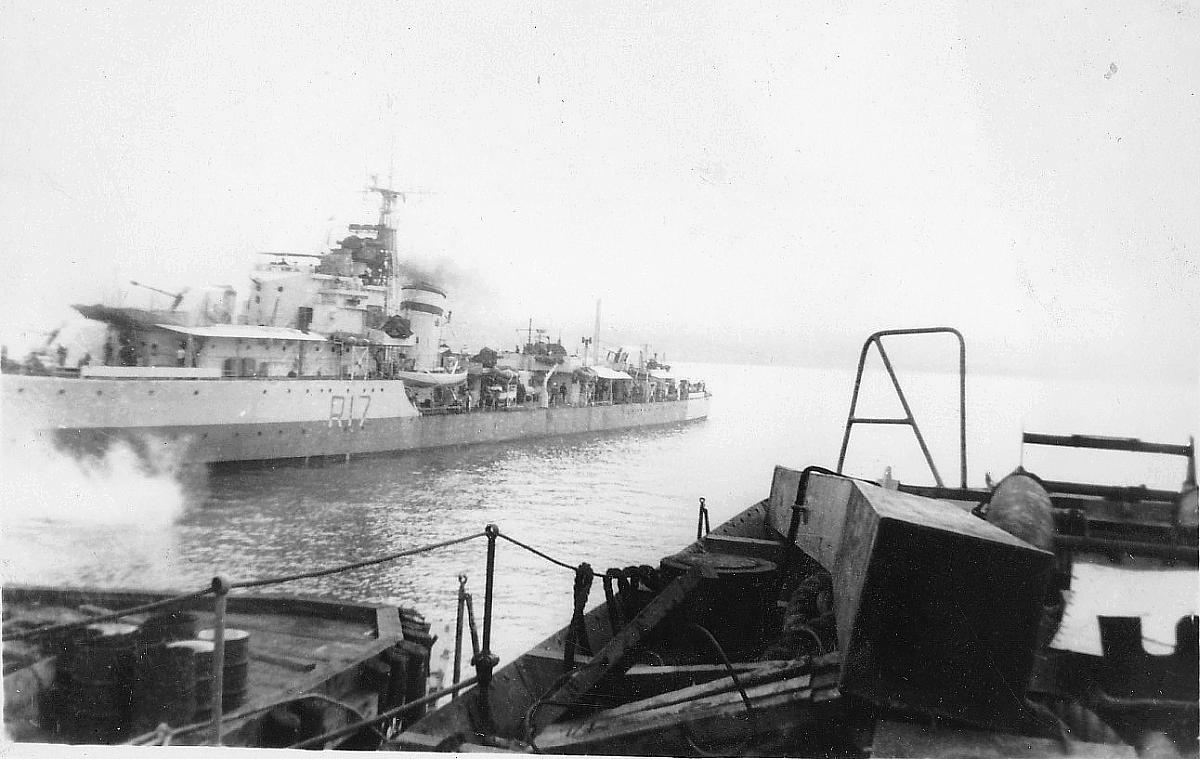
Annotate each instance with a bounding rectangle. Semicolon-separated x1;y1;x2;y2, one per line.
836;327;967;488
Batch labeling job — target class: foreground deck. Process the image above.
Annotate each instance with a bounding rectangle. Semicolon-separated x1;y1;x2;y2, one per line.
3;586;433;747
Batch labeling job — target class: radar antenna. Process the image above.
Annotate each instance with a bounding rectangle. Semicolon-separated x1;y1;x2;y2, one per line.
362;178;433;312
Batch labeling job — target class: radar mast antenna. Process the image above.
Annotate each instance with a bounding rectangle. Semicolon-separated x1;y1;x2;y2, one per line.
364;179;431;313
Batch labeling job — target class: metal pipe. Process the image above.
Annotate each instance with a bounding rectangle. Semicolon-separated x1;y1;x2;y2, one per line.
465;593;481;658
876;340;943;487
1038;479;1179;503
209;576;230;746
482;524;497;657
957;331;967;489
1023;433;1194;457
453;574;467;690
836;327;967;488
836;338;874;475
776;466;838;600
1055;534;1198;562
473;524;501;688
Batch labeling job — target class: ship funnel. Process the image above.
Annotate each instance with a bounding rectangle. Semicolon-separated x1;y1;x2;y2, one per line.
399;282;447;371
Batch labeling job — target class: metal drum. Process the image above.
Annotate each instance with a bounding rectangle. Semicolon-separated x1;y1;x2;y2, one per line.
129;643;196;734
659;551;778;658
139;611;198;644
197;628;252;711
168;640;215;721
57;622;140;743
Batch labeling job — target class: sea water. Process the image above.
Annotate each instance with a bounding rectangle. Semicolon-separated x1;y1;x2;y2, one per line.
3;362;1196;665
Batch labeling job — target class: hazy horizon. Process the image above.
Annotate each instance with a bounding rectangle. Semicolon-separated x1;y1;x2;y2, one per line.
2;2;1196;387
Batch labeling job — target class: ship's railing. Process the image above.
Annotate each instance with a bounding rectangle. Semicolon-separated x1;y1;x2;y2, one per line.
5;521;615;749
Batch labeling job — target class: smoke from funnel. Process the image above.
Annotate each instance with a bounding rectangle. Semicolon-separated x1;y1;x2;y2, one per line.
396;255;470;294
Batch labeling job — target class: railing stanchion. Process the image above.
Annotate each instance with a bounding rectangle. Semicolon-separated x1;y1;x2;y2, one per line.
472;524;500;688
453;574;467;692
465;593;481;658
209;576;230;746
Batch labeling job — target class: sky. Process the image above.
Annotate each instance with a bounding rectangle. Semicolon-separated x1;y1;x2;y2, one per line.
1;1;1197;381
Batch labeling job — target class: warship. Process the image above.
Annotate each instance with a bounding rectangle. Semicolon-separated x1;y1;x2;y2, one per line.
1;187;709;467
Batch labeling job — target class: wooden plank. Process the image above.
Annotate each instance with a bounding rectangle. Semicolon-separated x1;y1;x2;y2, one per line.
221;613;371;642
701;534;782;562
374;605;406;642
228;634;395;718
604;660;812;719
623;659;782;682
389;731;449;751
526;569;702;735
211;603;407;720
535;674;817;752
250;650;318;672
458;743;524;752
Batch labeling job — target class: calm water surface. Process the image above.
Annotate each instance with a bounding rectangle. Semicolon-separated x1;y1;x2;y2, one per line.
4;361;1195;664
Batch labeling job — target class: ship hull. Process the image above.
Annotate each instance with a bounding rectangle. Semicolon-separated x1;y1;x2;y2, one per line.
2;374;708;465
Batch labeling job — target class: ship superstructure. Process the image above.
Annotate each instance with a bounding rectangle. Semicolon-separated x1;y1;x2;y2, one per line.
2;187;709;465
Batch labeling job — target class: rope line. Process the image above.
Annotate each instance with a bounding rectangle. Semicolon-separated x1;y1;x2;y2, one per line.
288;675;481;749
4;588;213;642
230;532;488;589
496;532;577;572
682;622;759;756
6;532;487;642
